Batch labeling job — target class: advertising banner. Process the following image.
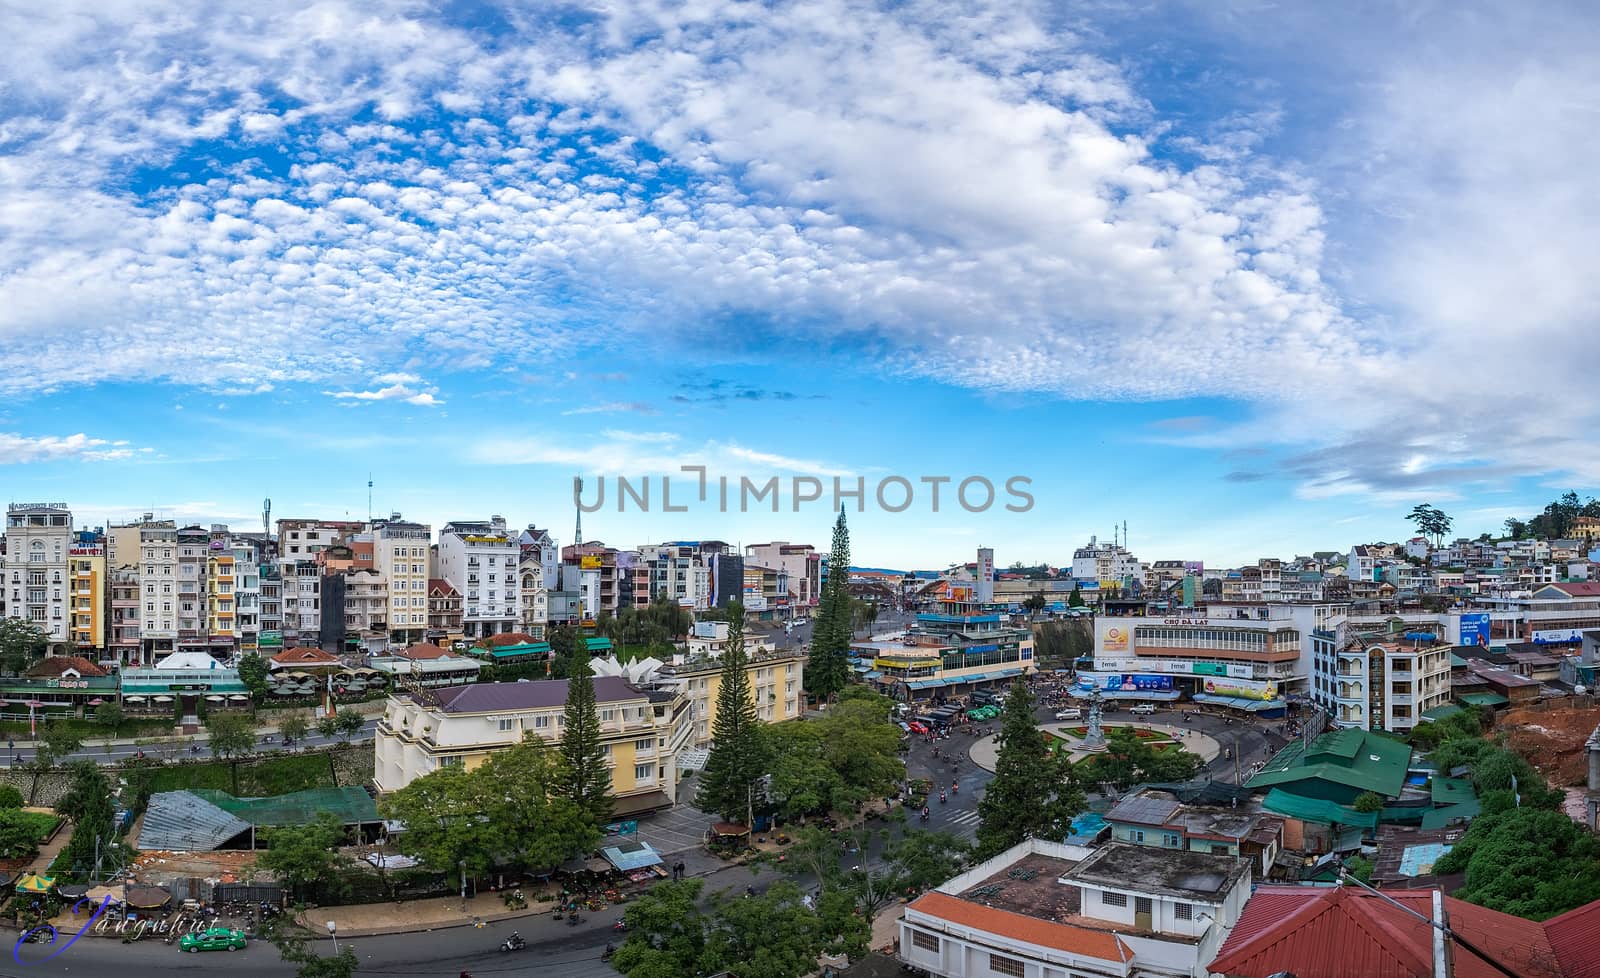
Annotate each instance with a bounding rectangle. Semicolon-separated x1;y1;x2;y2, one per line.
745;595;768;611
1183;561;1205;575
1533;628;1584;644
1227;664;1255;679
1076;673;1174;692
580;555;603;570
1458;613;1491;648
1101;625;1131;653
1200;677;1279;701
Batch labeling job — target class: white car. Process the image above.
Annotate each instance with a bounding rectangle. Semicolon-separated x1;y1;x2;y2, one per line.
1129;703;1157;716
1054;709;1082;721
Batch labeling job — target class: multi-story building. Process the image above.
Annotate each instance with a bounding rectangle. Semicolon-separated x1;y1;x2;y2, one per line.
517;526;561;600
651;644;805;745
636;541;731;610
321;567;388;653
1071;536;1142;586
739;563;790;621
108;566;141;664
427;579;464;644
374;515;431;646
275;519;366;561
136;518;178;659
744;541;821;610
515;557;547;639
899;839;1252;978
374;677;690;817
857;607;1036;701
437;518;520;640
281;560;323;648
560;542;628;616
257;560;283;650
174;525;210;654
1317;636;1453;733
4;503;75;655
67;531;106;658
204;543;237;657
229;538;262;652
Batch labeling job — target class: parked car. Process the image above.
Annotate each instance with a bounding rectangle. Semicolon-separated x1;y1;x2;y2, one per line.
1054;708;1082;721
907;721;929;735
1129;703;1157;716
180;928;247;953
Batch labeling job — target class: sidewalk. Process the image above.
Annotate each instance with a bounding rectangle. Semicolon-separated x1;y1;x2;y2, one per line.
293;889;561;938
24;814;72;876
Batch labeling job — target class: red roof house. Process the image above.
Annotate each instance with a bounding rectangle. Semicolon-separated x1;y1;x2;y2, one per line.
268;646;343;671
1209;884;1588;978
27;656;110;679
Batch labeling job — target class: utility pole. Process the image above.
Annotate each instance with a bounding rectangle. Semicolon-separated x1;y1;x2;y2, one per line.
1233;733;1241;785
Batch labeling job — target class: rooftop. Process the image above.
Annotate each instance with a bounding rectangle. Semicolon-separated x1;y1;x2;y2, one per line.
955;852;1083;921
1247;728;1412;798
907;891;1130;963
1068;842;1250;904
427;676;645;713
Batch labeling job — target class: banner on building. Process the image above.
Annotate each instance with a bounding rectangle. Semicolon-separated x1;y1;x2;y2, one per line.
1458;613;1491;648
1101;625;1131;653
1532;628;1584;644
1076;673;1174;692
580;555;603;570
1201;677;1278;700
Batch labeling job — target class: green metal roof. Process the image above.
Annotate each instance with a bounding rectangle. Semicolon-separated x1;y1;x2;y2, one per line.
1421;801;1480;829
1246;728;1412;798
1449;654;1469;668
1458;692;1509;707
1260;788;1379;830
1420;704;1465;722
584;637;614;651
1430;777;1477;807
468;642;551;660
188;787;380;827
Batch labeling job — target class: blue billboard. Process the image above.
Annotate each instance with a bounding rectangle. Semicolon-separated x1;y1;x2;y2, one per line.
1077;673;1174;692
1459;613;1491;648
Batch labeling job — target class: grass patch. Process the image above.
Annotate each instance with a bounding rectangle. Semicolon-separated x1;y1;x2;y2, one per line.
1057;726;1167;741
136;752;337;797
0;718;176;741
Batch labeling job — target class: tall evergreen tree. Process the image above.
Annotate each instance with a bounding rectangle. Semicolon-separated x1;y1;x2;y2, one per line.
975;680;1085;859
558;652;614;823
696;603;766;823
807;508;854;701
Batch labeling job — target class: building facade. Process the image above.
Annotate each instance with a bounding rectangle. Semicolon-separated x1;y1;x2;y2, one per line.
4;503;75;655
438;518;520;639
67;533;106;657
744;541;821;610
374;516;431;645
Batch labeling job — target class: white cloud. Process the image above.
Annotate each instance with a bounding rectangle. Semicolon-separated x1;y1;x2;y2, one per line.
562;402;657;416
600;430;679;444
324;381;444;407
0;432;148;463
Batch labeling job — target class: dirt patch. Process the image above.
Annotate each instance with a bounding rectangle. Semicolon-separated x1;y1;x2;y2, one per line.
128;849;267;885
1500;705;1600;787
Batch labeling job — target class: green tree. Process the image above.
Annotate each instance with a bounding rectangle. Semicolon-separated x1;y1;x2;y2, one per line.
759;688;903;819
1434;806;1600;919
1342;854;1374;884
332;707;364;742
1067;584;1085;608
55;761;120;880
29;723;84;773
236;653;270;701
1022;592;1047;616
0;809;42;859
806;508;854;701
277;712;310;743
92;700;125;730
1352;791;1385;814
548;623;580;678
316;713;341;740
378;766;496;883
478;735;601;871
1503;517;1527;540
257;813;354;904
0;784;22;809
610;879;712;978
975;680;1085;859
696;603;766;824
0;619;47;676
557;652;614;823
205;710;256;793
263;920;360;978
1406;504;1453;548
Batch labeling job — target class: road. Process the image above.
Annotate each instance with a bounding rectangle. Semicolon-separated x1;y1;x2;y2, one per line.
0;719;380;768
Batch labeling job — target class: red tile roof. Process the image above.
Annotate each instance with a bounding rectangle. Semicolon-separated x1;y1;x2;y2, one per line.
1209;885;1564;978
484;632;539;647
1546;900;1600;978
1548;582;1600;597
427;578;459;597
906;891;1130;962
26;655;109;678
270;646;342;666
397;642;449;660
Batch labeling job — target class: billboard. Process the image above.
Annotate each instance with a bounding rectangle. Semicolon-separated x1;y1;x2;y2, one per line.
1458;613;1491;648
1201;677;1279;701
1533;628;1584;644
1183;561;1205;575
745;595;768;612
1101;625;1131;653
580;555;603;570
1076;673;1174;692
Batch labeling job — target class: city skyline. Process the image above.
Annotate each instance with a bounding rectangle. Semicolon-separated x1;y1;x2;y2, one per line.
3;1;1596;567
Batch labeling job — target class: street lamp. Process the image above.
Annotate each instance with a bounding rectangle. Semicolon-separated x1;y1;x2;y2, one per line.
325;920;338;954
460;860;467;911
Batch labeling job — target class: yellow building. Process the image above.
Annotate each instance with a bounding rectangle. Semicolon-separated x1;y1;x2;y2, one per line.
68;541;106;656
206;553;236;643
374;676;690;817
652;648;806;746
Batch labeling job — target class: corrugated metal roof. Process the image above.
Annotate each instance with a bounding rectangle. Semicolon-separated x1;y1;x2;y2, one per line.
190;787;380;827
138;791;254;852
1546;899;1600;978
431;676;641;712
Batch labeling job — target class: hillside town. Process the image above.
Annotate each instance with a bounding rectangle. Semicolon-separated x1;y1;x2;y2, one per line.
1;496;1599;978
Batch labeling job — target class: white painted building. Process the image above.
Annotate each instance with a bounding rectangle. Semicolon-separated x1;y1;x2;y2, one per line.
4;503;74;654
899;839;1252;978
374;515;432;645
437;517;520;639
1321;637;1453;733
1071;536;1142;584
517;553;548;637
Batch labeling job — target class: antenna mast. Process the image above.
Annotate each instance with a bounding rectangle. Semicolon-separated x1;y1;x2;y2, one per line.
367;474;374;525
262;498;271;537
574;477;584;546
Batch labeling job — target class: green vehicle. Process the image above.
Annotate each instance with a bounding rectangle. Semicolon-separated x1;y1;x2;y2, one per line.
180;927;248;953
967;705;999;721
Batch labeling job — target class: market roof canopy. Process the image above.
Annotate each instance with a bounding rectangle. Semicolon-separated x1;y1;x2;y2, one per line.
15;874;53;894
601;839;663;872
1458;692;1509;707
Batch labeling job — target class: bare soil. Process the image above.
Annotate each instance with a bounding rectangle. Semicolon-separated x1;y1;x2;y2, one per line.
1499;705;1600;787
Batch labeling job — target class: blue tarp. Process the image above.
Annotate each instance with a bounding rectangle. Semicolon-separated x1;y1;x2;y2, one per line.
601;840;664;872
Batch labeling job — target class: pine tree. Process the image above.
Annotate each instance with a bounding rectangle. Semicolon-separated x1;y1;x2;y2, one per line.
558;652;614;823
975;680;1084;859
696;604;765;823
807;508;854;701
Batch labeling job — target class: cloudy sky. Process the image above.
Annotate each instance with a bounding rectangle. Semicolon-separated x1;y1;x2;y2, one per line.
1;0;1595;569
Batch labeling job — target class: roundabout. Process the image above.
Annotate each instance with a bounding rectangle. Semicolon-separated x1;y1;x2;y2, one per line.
969;719;1222;772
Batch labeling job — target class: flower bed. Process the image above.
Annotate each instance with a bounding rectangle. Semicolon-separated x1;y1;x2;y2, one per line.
1058;726;1167;741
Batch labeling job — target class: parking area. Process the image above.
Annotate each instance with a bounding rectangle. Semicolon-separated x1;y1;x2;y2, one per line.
635;800;720;855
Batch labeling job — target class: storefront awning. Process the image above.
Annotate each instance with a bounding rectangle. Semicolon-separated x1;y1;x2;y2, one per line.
601;840;664;872
608;790;673;817
1192;693;1288;712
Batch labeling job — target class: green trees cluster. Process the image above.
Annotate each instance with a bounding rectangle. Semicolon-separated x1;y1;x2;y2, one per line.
594;595;691;658
55;761;123;879
1075;727;1204;791
696;604;765;824
770;823;968;927
0;619;47;676
975;681;1085;859
257;813;354;904
559;652;614;823
1406;504;1454;547
761;687;904;820
236;652;270;700
1521;490;1600;541
610;878;866;978
206;710;257;792
806;509;854;701
378;734;601;882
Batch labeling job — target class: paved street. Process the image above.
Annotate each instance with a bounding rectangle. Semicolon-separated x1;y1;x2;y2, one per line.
0;718;379;768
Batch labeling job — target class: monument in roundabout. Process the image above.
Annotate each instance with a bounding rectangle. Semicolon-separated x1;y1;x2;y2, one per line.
1080;688;1109;753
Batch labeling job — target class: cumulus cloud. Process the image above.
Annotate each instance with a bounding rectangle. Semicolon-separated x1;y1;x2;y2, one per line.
325;381;444;407
0;432;148;463
562;402;658;416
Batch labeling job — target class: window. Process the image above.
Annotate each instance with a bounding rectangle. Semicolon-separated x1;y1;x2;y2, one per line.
636;738;654;751
1162;833;1181;848
1174;902;1193;921
439;756;463;768
498;718;517;732
910;929;940;952
1101;891;1127;907
1131;830;1145;843
534;715;551;729
989;954;1024;978
634;763;655;782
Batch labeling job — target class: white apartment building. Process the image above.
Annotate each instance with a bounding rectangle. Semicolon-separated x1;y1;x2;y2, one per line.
4;503;75;654
743;541;821;609
518;526;561;599
136;519;178;658
636;542;721;609
437;517;520;639
899;839;1252;978
1317;636;1453;733
1071;536;1142;584
282;560;323;647
375;515;431;645
517;554;549;637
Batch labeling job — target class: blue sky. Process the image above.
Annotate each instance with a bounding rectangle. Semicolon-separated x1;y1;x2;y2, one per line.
1;1;1596;569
